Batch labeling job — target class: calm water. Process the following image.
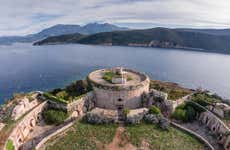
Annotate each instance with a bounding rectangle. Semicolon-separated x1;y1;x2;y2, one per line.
0;43;230;103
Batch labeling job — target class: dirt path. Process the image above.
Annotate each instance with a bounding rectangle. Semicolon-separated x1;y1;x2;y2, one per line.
105;126;137;150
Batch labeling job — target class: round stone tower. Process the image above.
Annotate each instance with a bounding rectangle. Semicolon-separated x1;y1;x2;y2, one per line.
88;67;150;110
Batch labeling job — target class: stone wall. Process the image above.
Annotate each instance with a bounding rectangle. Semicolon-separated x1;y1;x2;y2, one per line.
11;93;41;120
5;101;47;150
171;121;215;150
86;107;119;124
199;111;230;150
126;108;148;124
94;84;149;110
47;92;95;118
207;103;230;118
35;120;75;150
169;94;192;112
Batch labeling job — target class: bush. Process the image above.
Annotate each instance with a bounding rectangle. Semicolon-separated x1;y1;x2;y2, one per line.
50;88;63;95
66;80;90;95
172;103;197;122
186;101;205;113
6;139;15;150
186;106;196;121
149;106;161;115
56;91;68;99
43;109;68;125
191;92;221;106
172;108;187;121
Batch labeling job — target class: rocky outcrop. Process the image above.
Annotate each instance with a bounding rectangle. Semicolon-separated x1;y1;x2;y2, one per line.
86;107;118;124
159;117;170;130
125;108;148;124
144;113;170;130
142;89;174;117
144;114;160;124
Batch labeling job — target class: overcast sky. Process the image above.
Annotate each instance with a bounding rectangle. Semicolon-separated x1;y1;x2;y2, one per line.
0;0;230;36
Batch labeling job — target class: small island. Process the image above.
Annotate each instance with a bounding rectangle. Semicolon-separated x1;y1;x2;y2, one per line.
0;67;229;150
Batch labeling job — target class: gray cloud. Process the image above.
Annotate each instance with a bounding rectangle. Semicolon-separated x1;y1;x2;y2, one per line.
0;0;230;36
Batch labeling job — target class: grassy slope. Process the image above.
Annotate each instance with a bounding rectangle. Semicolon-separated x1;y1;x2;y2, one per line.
46;122;204;150
126;124;204;150
46;122;118;150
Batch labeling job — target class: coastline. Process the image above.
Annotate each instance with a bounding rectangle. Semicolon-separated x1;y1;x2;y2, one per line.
34;42;230;55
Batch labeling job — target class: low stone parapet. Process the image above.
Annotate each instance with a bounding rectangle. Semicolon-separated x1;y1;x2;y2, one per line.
126;108;148;124
35;120;75;150
11;93;42;120
199;111;230;150
171;121;215;150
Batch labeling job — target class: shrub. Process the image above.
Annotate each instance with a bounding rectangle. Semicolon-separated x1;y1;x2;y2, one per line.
43;109;68;125
176;103;186;109
185;106;196;121
149;106;161;115
50;88;63;95
66;80;90;95
191;92;221;106
186;101;205;113
56;91;68;99
172;108;187;121
172;103;197;122
6;139;15;150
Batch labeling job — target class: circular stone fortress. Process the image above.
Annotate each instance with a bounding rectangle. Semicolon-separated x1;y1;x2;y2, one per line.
2;67;230;150
88;67;150;110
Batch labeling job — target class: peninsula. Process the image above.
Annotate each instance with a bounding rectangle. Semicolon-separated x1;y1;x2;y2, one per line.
0;67;229;150
34;27;230;54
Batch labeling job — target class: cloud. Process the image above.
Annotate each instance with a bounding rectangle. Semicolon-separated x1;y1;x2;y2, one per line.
0;0;230;36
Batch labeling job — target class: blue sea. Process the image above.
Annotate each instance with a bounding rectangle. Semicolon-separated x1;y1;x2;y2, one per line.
1;43;230;103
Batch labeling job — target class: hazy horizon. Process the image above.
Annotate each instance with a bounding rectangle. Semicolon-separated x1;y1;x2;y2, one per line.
1;0;230;36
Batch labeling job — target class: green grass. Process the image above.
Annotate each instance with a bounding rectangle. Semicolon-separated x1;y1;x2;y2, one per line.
6;140;15;150
43;92;68;104
46;122;204;150
46;121;118;150
126;123;204;150
102;71;115;83
6;139;15;150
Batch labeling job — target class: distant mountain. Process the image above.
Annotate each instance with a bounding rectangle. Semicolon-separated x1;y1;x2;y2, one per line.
0;23;128;45
34;27;230;54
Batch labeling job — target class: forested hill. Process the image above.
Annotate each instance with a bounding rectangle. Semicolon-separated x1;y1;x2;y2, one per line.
34;28;230;54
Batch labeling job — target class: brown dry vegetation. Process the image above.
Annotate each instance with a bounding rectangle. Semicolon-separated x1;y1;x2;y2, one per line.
150;80;192;100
